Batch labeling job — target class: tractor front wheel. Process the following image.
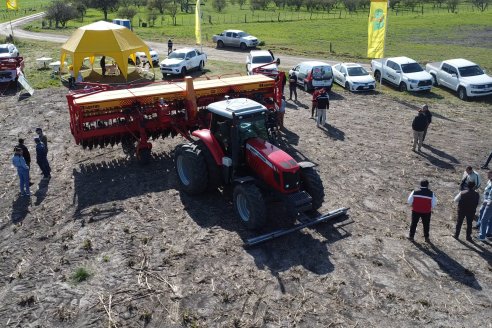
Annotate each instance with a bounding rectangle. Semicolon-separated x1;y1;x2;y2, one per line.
175;143;208;195
233;183;266;230
300;167;325;211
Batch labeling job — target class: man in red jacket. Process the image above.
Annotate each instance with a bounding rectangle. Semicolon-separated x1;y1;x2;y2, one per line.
407;180;438;242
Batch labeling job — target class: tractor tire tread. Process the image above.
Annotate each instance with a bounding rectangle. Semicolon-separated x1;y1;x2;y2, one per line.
301;167;325;211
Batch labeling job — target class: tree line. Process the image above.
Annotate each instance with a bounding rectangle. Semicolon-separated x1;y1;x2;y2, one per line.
45;0;490;28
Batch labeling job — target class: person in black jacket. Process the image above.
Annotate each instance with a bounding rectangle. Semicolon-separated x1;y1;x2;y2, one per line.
412;110;427;152
288;72;297;101
17;138;31;167
421;104;432;143
454;181;480;241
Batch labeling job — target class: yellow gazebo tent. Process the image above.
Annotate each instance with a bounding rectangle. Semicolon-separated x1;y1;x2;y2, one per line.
60;21;152;80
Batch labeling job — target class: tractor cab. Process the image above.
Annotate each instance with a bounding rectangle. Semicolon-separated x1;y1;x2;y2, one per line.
208;98;269;165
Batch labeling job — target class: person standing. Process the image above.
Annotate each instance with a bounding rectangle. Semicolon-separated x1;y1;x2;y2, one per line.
460;166;481;191
12;147;30;196
35;137;51;179
411;110;427;152
316;88;329;128
278;96;286;129
288;72;297;101
453;181;480;241
421;104;432;143
100;56;106;77
311;88;322;118
407;180;437;242
477;170;492;240
167;39;173;55
481;151;492;169
35;128;48;153
17;138;31;168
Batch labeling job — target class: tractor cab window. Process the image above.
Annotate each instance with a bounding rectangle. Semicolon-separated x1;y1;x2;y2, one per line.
238;115;268;145
213;117;231;154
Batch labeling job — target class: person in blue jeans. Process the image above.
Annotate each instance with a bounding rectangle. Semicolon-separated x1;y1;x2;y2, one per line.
35;137;51;179
477;170;492;241
12;147;30;196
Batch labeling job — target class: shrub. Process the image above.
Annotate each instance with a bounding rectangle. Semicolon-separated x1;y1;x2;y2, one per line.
72;267;90;283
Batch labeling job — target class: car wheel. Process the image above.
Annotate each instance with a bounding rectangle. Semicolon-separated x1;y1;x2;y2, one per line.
458;86;468;101
181;67;187;77
136;58;140;65
199;61;204;71
399;82;407;92
374;70;381;82
304;82;310;92
240;43;247;50
217;40;224;49
431;74;438;86
345;82;350;91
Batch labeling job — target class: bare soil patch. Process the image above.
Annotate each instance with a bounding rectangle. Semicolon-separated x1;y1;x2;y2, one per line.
0;85;491;327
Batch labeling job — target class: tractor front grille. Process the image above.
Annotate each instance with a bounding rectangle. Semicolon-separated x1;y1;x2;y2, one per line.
283;171;300;190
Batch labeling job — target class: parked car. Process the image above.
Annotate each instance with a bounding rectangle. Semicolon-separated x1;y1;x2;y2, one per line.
135;48;159;66
246;50;278;77
212;30;259;50
425;58;492;100
0;43;19;59
333;63;376;92
160;47;207;77
288;61;333;92
371;56;433;92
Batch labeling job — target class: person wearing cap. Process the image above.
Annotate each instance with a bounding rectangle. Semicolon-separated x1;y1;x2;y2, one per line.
460;166;481;191
34;137;51;179
453;181;480;241
315;88;329;128
411;109;427;152
35;128;48;153
12;147;30;196
421;104;432;143
407;180;438;242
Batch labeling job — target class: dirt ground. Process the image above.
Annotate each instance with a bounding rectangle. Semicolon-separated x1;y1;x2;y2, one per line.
0;83;491;328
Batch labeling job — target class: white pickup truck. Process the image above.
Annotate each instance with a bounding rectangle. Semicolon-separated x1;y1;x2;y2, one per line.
425;59;492;100
159;47;207;77
212;30;259;50
371;56;433;92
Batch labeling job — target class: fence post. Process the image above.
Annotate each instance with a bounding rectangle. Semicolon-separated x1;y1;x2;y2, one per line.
245;14;247;23
330;42;332;53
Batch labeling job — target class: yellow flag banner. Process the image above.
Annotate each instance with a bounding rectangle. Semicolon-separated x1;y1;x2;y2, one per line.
7;0;18;10
367;0;388;58
195;0;201;45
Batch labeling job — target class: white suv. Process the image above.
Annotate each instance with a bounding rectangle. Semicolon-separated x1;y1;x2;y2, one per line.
0;43;19;59
246;50;278;77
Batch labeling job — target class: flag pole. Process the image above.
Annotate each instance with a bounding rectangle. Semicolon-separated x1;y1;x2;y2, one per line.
379;0;389;86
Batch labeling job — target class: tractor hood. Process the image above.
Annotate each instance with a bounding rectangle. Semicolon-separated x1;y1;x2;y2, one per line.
246;138;298;172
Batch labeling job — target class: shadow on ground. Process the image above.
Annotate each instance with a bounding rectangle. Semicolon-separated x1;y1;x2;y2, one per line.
72;152;175;219
414;240;482;290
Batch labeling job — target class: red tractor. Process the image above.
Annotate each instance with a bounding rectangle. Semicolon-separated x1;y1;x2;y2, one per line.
175;97;325;229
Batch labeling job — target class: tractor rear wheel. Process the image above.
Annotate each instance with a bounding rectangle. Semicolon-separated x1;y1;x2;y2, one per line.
233;183;266;230
175;143;208;195
300;167;325;211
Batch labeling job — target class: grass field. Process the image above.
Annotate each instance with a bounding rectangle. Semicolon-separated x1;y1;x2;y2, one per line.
22;2;492;71
0;0;50;23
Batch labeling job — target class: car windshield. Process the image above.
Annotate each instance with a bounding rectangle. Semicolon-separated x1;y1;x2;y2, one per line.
347;67;369;76
238;32;249;37
401;63;423;73
458;65;484;77
238;116;268;143
252;56;273;64
312;66;333;80
169;52;185;59
0;47;9;54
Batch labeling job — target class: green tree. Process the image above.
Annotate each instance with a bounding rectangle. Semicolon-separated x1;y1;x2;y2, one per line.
118;6;138;20
343;0;358;12
45;0;79;28
446;0;459;12
238;0;247;9
212;0;227;12
147;0;167;14
88;0;120;20
471;0;489;11
75;2;87;22
167;2;178;25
